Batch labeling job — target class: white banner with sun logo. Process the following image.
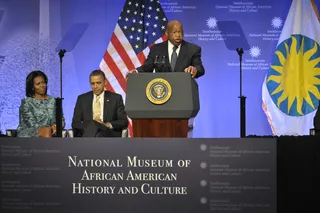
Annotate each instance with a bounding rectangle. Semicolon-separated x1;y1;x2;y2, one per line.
262;0;320;136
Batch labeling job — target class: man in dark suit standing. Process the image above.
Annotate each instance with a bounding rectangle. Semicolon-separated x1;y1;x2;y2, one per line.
127;20;205;78
72;70;128;137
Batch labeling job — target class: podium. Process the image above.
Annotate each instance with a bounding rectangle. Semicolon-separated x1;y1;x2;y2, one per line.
125;73;200;137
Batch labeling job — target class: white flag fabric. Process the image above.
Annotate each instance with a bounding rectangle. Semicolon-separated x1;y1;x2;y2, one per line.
262;0;320;135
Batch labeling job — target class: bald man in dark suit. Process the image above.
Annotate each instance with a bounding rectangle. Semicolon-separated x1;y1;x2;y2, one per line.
127;20;205;78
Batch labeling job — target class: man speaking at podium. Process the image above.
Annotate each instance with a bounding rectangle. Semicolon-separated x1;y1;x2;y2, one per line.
127;20;205;78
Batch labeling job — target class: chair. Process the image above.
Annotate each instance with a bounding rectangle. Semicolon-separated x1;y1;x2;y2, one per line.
6;129;18;137
6;105;68;138
67;129;128;138
6;129;68;138
310;128;320;136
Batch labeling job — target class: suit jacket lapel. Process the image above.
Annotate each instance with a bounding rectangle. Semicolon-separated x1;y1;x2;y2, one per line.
88;92;93;119
164;41;170;63
103;91;112;123
174;41;187;72
162;41;170;69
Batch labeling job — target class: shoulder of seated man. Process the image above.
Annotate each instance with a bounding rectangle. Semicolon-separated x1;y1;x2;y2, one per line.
105;90;122;98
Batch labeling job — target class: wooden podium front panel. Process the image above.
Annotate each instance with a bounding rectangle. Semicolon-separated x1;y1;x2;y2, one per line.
132;119;188;138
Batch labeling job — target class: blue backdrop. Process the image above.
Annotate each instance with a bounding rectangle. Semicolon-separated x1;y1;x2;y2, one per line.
0;0;319;137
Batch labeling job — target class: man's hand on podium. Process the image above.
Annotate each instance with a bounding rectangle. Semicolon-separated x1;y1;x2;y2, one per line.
126;69;138;81
184;66;197;78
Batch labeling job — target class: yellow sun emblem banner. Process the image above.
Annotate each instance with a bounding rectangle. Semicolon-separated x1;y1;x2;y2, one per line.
262;0;320;135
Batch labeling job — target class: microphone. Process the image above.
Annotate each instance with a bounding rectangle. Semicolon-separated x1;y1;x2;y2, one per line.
152;55;159;73
154;55;160;66
158;56;166;72
161;56;166;64
153;55;166;72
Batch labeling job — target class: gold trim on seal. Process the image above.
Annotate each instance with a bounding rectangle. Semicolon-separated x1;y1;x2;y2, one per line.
146;78;172;104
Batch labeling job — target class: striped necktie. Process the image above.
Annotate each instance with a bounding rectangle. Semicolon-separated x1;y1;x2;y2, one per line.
93;95;101;119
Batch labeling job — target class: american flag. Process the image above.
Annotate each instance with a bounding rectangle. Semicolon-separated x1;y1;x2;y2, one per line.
99;0;168;136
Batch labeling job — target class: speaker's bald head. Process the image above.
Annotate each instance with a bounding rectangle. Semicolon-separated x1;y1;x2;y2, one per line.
166;20;184;46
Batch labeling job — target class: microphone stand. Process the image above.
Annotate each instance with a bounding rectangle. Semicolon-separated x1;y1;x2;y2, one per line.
236;48;246;138
55;49;66;137
154;55;159;73
154;55;166;72
160;56;165;72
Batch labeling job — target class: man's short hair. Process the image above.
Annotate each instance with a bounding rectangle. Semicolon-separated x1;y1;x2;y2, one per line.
89;70;106;80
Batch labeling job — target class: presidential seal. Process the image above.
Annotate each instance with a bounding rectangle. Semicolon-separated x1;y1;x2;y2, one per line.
146;78;172;104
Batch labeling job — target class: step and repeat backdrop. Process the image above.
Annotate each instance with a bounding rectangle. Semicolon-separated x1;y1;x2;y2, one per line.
0;0;318;137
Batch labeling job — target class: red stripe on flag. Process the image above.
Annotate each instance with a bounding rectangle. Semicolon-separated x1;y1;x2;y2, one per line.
149;42;156;47
137;52;146;65
127;119;133;137
105;78;115;92
111;33;136;71
161;34;168;41
103;52;127;92
98;68;115;92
